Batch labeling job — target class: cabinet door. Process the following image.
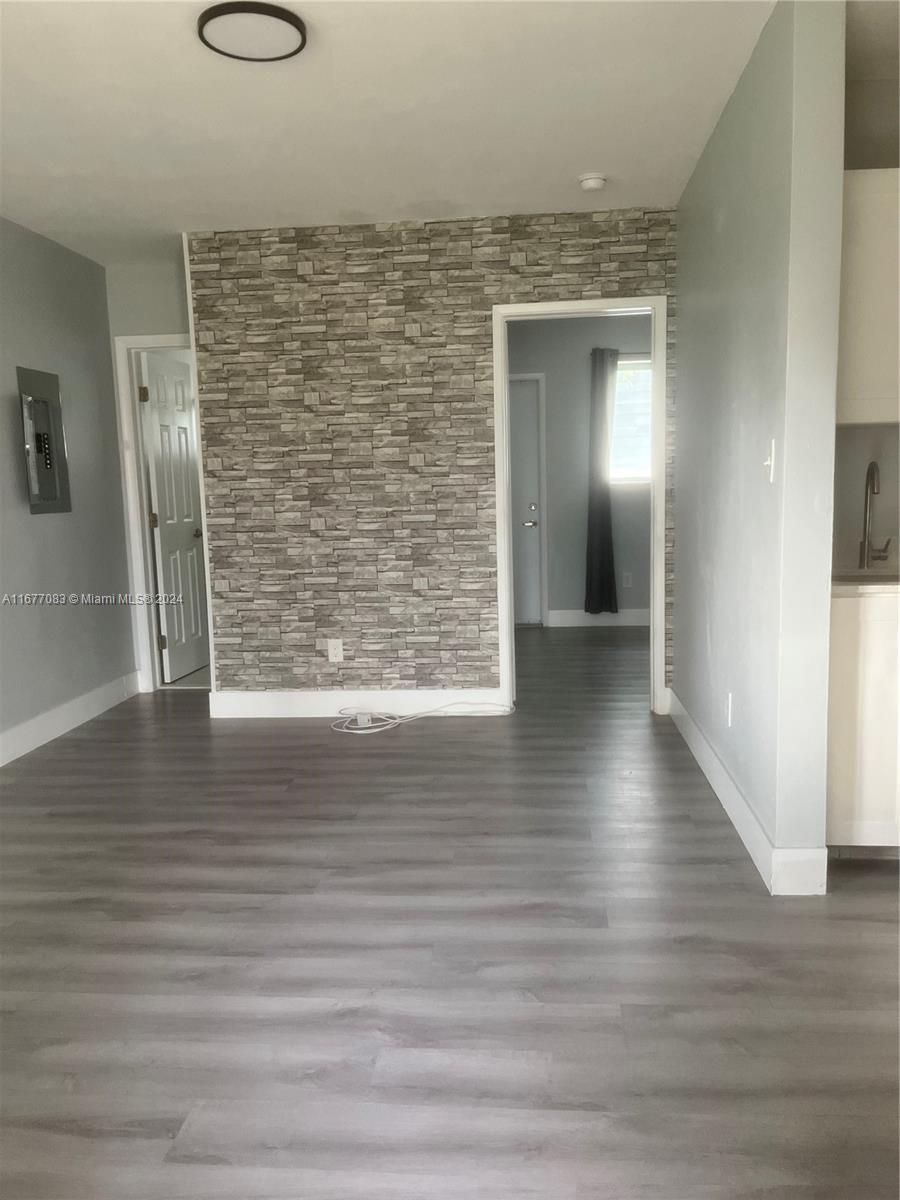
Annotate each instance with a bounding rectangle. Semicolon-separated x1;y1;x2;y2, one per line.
836;170;899;425
827;592;900;845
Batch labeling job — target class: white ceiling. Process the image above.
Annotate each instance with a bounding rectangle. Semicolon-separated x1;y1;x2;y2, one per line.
0;0;773;265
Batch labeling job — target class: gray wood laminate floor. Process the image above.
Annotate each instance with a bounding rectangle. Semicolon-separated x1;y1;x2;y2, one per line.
1;628;897;1199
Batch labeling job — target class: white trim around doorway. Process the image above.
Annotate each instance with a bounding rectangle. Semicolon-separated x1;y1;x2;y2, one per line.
492;296;669;715
112;332;214;694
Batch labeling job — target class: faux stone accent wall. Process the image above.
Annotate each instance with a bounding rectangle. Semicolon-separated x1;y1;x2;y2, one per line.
188;209;676;691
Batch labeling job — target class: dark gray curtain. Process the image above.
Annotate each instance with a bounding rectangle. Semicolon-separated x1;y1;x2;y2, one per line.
585;348;619;614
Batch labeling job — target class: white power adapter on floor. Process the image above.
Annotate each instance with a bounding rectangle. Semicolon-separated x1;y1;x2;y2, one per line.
331;702;513;734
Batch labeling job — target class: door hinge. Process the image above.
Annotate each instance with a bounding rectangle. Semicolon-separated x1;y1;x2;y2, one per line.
157;634;168;651
149;511;159;528
138;385;150;403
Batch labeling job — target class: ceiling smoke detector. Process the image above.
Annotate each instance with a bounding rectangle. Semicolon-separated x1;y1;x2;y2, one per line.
579;173;608;193
198;2;307;62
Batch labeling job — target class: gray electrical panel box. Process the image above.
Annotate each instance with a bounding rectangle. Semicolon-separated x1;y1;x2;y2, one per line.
18;367;72;514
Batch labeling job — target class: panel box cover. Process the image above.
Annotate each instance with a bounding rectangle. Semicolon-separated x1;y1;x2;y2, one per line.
17;366;72;514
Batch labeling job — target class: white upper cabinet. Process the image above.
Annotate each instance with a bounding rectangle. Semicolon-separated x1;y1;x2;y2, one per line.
837;169;899;424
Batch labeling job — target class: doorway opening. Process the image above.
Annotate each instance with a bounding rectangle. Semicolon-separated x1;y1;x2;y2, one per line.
113;335;212;693
492;298;668;713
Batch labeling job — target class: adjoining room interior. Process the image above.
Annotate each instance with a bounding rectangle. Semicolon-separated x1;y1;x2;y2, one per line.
0;1;897;1195
506;310;657;709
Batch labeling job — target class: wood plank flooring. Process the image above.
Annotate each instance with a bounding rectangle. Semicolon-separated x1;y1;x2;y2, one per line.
1;627;897;1199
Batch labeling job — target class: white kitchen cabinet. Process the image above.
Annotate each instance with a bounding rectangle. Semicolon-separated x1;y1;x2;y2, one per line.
827;584;900;845
836;169;899;425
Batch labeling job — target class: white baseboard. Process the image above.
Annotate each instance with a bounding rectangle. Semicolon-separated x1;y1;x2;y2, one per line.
827;820;900;848
669;691;827;896
546;608;650;627
0;672;140;767
209;687;512;720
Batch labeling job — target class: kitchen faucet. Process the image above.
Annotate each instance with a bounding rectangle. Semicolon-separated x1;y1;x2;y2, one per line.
859;460;892;570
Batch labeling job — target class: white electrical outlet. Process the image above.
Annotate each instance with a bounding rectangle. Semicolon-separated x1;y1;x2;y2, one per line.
622;571;633;589
727;691;733;728
327;638;344;663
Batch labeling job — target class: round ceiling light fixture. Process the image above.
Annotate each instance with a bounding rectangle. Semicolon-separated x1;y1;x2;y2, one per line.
579;173;607;193
198;1;307;62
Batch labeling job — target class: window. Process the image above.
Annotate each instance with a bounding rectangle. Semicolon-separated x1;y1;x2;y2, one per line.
609;360;651;482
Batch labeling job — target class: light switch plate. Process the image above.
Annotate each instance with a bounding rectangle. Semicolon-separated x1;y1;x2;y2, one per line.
764;439;776;484
327;638;344;663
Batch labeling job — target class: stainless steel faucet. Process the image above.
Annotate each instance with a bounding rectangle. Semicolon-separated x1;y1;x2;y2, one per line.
859;460;892;569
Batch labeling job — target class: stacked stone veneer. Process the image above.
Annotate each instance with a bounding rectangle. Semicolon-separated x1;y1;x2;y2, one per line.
188;209;676;691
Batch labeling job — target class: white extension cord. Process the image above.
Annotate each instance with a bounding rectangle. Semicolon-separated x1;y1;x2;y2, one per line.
331;700;514;734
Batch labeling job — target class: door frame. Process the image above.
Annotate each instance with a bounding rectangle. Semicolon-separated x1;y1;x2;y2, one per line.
508;373;549;627
492;296;669;714
112;334;214;692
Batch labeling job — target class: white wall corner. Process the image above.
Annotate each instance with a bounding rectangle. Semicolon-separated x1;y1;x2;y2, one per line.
669;691;826;895
209;687;512;720
0;672;140;767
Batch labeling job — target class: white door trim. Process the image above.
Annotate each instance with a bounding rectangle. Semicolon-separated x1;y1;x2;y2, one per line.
112;332;213;693
508;373;549;627
182;232;218;697
492;296;669;713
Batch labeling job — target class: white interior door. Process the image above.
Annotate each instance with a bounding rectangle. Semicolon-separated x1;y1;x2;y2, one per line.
140;351;209;683
510;377;544;625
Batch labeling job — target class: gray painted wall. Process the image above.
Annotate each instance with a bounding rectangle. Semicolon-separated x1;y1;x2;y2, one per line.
845;80;900;170
674;1;844;852
675;2;793;838
507;315;652;613
0;218;134;732
775;1;845;850
833;423;900;573
106;242;189;337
